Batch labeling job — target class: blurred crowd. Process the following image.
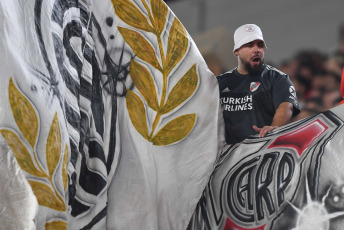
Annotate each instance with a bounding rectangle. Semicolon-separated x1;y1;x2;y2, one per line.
279;23;344;122
279;50;343;122
206;23;344;122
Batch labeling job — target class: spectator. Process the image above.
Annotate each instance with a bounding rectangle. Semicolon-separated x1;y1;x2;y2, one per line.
218;24;299;144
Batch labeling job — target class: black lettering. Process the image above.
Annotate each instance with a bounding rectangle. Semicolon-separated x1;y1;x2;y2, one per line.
237;166;255;210
255;152;279;221
227;156;260;222
277;152;294;206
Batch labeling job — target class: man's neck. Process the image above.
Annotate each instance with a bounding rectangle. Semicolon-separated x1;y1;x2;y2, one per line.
237;65;248;75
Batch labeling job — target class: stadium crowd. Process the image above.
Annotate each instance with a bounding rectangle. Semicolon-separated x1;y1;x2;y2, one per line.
279;23;344;121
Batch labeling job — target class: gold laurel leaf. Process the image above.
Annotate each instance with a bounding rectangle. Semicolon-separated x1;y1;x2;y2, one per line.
126;90;149;139
111;0;153;32
45;220;67;230
161;64;198;114
0;129;45;177
151;113;196;146
28;180;65;211
165;17;188;75
151;0;168;35
130;60;159;111
118;27;162;71
9;77;39;149
62;145;68;192
46;113;62;178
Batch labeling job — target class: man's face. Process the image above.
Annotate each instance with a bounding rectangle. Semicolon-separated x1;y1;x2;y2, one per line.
234;40;266;75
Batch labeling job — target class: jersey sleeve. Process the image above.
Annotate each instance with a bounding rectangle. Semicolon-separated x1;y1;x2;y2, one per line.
272;74;300;116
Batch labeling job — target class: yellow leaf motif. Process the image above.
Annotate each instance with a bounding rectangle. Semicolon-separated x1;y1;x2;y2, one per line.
161;64;198;114
118;27;162;72
130;60;159;111
151;0;168;35
116;3;198;146
111;0;153;32
46;113;62;178
28;180;65;211
151;113;196;145
0;129;45;177
166;18;188;75
62;145;68;192
45;220;67;230
9;77;38;149
126;90;149;139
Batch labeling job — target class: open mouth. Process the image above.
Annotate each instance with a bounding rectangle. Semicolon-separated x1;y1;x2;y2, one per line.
251;57;261;65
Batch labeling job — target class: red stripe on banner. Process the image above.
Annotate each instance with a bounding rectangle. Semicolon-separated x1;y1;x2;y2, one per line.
340;67;344;105
268;119;328;156
223;218;265;230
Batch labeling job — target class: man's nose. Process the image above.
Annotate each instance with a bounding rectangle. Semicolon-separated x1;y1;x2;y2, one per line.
253;44;262;52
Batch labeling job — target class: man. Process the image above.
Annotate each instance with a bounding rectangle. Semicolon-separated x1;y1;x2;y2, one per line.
218;24;300;145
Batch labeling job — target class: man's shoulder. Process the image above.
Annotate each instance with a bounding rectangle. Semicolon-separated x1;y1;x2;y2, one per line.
217;68;237;80
264;65;288;78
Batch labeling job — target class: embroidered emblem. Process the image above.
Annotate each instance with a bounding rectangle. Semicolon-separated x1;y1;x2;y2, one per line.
250;82;261;92
245;25;255;32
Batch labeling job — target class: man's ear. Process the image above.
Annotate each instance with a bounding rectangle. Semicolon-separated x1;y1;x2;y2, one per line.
234;50;239;57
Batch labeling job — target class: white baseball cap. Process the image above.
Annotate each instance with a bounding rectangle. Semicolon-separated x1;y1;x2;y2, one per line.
233;24;266;52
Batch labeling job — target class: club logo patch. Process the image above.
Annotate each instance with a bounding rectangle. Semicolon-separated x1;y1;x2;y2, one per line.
245;25;255;32
289;86;296;98
250;82;261;92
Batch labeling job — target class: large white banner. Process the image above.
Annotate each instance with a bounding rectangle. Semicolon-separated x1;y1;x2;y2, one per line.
0;0;223;229
190;104;344;230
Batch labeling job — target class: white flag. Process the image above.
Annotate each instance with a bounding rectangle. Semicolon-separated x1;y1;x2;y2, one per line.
0;0;224;229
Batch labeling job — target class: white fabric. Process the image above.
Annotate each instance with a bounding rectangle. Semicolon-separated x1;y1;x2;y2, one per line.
0;0;225;229
0;135;38;230
189;104;344;230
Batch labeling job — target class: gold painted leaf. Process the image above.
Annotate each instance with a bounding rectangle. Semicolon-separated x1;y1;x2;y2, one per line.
118;27;162;71
165;18;188;75
9;77;38;149
28;180;65;211
130;60;159;111
62;145;68;192
0;129;45;177
126;90;149;139
45;220;67;230
46;113;62;178
151;113;196;145
111;0;153;32
161;64;198;114
151;0;168;35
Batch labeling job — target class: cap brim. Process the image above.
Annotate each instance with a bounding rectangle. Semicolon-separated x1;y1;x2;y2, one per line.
233;35;266;52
